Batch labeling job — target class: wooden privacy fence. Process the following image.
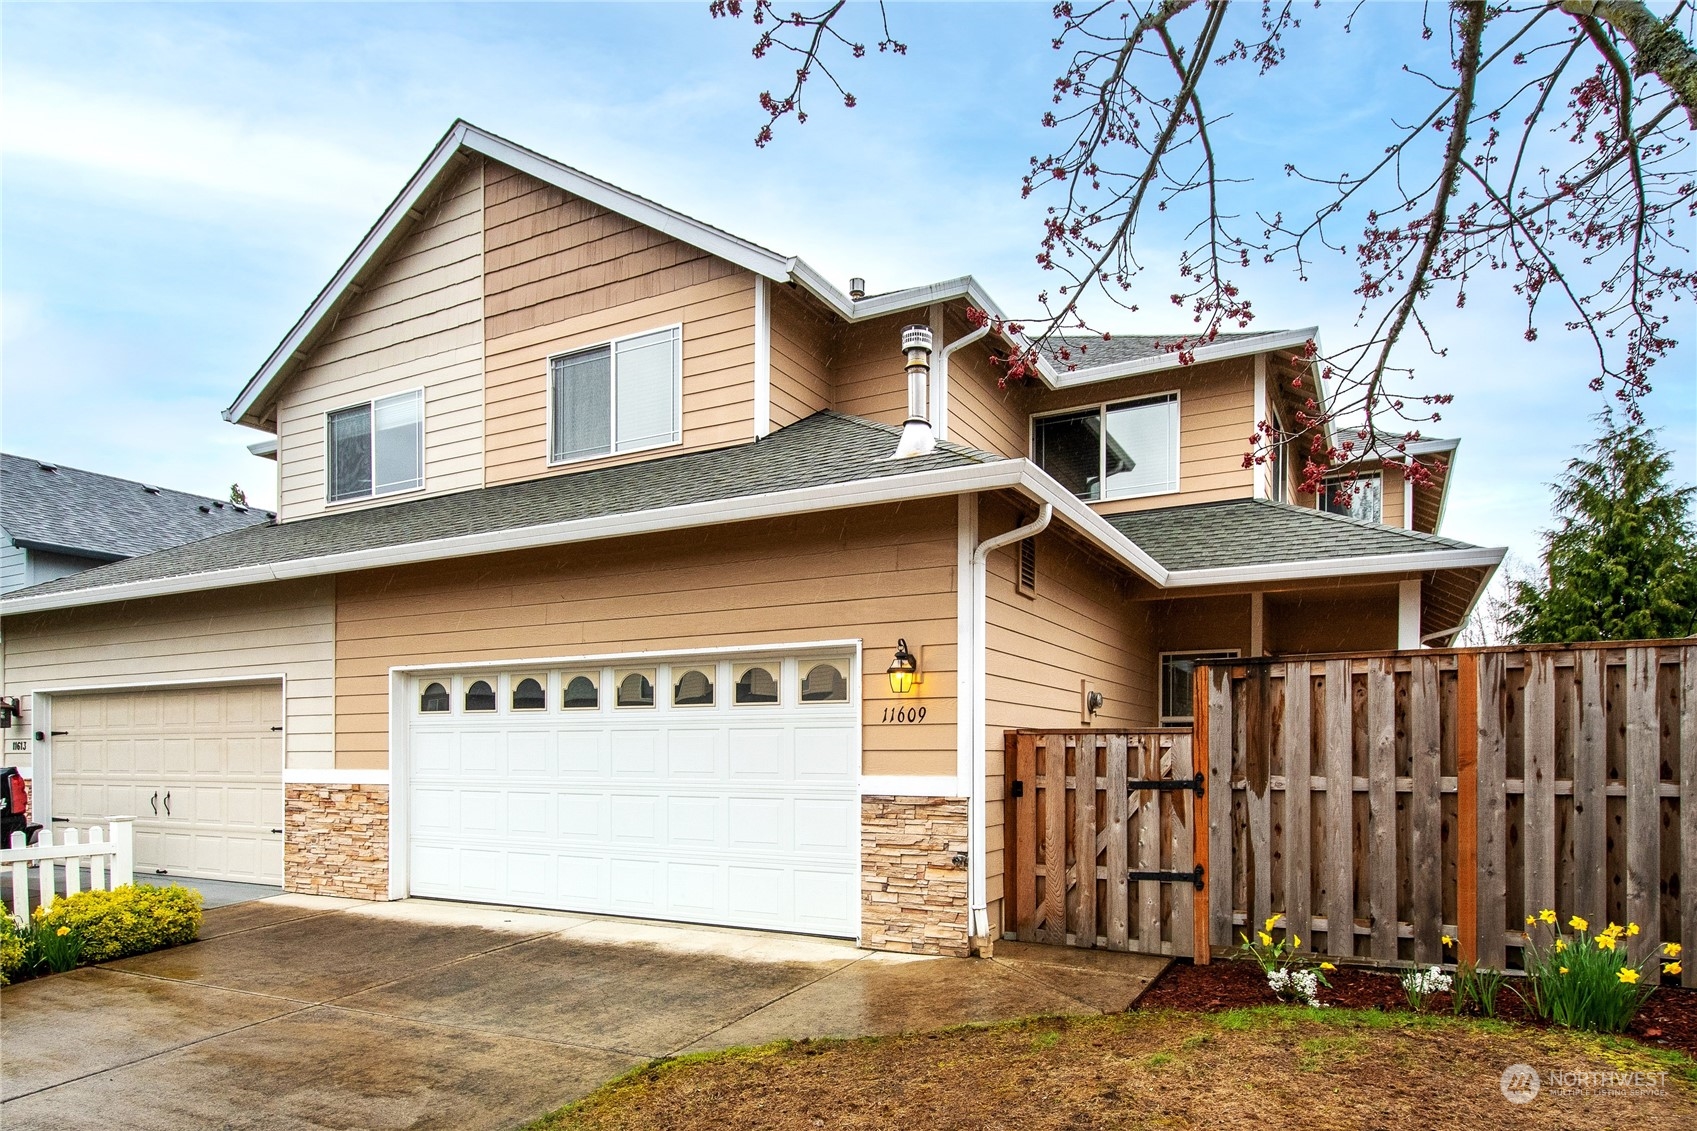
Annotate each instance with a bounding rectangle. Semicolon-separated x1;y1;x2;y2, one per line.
1005;729;1201;955
1197;642;1695;985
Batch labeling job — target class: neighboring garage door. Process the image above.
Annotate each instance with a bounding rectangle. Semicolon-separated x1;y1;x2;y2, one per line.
50;683;285;884
407;651;861;937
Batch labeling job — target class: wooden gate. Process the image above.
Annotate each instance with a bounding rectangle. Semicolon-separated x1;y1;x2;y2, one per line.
1005;730;1203;956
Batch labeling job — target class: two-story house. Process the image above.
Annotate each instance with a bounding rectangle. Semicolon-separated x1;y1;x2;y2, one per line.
0;122;1503;957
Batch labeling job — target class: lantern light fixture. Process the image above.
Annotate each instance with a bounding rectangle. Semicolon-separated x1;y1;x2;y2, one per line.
886;639;919;695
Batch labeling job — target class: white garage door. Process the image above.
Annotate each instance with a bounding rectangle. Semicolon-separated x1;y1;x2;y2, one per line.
50;683;284;883
407;652;861;937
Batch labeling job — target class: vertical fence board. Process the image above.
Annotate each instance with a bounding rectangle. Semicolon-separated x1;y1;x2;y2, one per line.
1682;646;1697;989
1455;653;1481;966
1323;660;1354;958
1074;736;1099;948
1283;664;1313;952
1206;665;1234;950
1625;647;1660;966
1367;658;1398;960
1043;734;1067;945
1524;653;1558;921
1014;733;1039;942
1136;739;1162;948
1475;653;1508;968
1106;734;1130;951
1170;733;1197;959
1573;650;1608;930
1409;657;1443;963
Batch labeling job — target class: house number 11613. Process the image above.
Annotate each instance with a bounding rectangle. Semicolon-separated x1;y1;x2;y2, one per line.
881;706;927;723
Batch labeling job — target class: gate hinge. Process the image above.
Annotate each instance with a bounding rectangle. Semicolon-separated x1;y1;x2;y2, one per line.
1127;864;1205;890
1126;771;1204;796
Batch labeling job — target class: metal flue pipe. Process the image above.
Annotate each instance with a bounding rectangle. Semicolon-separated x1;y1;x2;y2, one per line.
892;324;937;459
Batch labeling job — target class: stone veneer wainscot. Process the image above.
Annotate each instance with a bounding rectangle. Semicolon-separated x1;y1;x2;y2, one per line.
283;783;389;899
860;795;970;958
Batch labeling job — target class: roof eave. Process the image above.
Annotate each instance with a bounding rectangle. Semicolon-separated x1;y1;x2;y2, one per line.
1161;544;1505;588
0;459;1171;617
1047;327;1322;389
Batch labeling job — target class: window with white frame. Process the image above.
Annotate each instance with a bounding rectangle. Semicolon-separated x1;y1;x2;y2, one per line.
1318;472;1383;524
1033;393;1179;501
1160;650;1238;724
550;326;681;464
327;389;424;503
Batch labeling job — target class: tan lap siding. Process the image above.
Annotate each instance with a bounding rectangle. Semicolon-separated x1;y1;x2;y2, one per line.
768;285;834;429
333;500;958;774
981;494;1155;931
481;163;756;483
1;579;337;771
831;312;917;428
277;163;486;521
938;305;1026;458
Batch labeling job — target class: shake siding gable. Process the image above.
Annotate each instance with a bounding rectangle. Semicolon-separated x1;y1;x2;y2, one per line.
480;163;758;484
332;499;959;775
3;579;337;771
276;162;486;522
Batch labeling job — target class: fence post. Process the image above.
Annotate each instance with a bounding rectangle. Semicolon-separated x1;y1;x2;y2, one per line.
109;817;135;888
8;830;27;922
1455;651;1480;967
1191;663;1212;964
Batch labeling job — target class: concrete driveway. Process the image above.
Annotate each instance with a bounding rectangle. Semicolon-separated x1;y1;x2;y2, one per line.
1;894;1164;1131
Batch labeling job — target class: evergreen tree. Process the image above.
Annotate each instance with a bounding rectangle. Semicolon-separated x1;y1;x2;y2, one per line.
1505;414;1697;644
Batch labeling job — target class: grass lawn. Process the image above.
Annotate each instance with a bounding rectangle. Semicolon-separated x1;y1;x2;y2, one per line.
525;1007;1697;1130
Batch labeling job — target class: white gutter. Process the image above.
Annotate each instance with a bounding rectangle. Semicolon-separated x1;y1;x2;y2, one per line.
0;459;1169;617
967;502;1052;948
1162;545;1505;588
935;324;991;443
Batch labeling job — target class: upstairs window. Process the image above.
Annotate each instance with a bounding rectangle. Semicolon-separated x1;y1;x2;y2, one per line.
1033;393;1178;501
550;326;681;464
327;389;424;503
1319;473;1383;524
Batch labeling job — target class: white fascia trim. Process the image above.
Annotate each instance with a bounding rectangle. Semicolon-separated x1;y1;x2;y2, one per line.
860;775;965;799
226;121;794;426
1163;545;1506;588
0;460;1170;616
1048;327;1322;389
282;769;391;786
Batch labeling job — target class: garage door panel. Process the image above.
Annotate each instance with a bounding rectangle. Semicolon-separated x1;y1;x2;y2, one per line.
408;655;859;937
50;683;285;885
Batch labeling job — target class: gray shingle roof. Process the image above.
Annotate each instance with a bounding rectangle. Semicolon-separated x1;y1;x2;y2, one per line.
1106;498;1477;572
5;413;1002;601
1040;331;1275;370
1;452;273;560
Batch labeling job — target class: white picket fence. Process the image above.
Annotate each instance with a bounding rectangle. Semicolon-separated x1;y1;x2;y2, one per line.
1;819;135;923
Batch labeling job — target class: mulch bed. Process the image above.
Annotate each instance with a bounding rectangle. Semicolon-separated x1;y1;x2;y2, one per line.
1138;957;1697;1056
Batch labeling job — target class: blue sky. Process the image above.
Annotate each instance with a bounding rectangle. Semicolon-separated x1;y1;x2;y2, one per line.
2;2;1691;572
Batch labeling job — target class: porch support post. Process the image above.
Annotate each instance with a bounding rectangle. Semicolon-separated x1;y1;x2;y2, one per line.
1249;591;1265;657
1397;579;1421;650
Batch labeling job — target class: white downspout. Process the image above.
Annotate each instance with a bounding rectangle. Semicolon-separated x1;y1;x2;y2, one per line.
935;324;990;444
966;501;1053;947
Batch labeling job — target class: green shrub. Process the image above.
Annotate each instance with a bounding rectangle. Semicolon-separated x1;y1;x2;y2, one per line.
0;916;26;985
34;884;202;963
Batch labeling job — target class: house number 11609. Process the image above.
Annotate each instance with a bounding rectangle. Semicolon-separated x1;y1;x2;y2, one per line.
881;706;927;723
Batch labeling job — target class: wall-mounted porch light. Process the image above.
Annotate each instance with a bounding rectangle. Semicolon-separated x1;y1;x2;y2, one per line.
887;639;920;695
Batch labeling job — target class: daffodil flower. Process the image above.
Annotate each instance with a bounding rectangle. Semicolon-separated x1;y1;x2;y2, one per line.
1264;915;1279;933
1665;942;1683;957
1440;934;1454;947
1258;931;1273;947
1555;938;1567;952
1665;962;1683;976
1568;915;1588;932
1319;961;1335;971
1626;923;1640;937
1291;935;1300;949
55;926;70;937
1559;966;1569;975
1539;909;1557;925
1618;968;1640;985
1597;935;1616;951
1525;914;1537;927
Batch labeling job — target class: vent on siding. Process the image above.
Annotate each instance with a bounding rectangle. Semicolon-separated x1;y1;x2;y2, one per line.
1017;537;1037;597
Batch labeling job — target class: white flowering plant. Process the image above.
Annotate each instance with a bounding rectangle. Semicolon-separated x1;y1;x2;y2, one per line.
1238;915;1332;1007
1400;965;1452;1011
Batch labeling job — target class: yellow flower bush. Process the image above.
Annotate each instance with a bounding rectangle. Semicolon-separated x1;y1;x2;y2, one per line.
33;884;202;964
1523;911;1665;1033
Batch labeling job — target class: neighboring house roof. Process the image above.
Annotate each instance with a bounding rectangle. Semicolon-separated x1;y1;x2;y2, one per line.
1106;498;1475;573
222;120;1323;428
0;452;273;560
1;414;1501;620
